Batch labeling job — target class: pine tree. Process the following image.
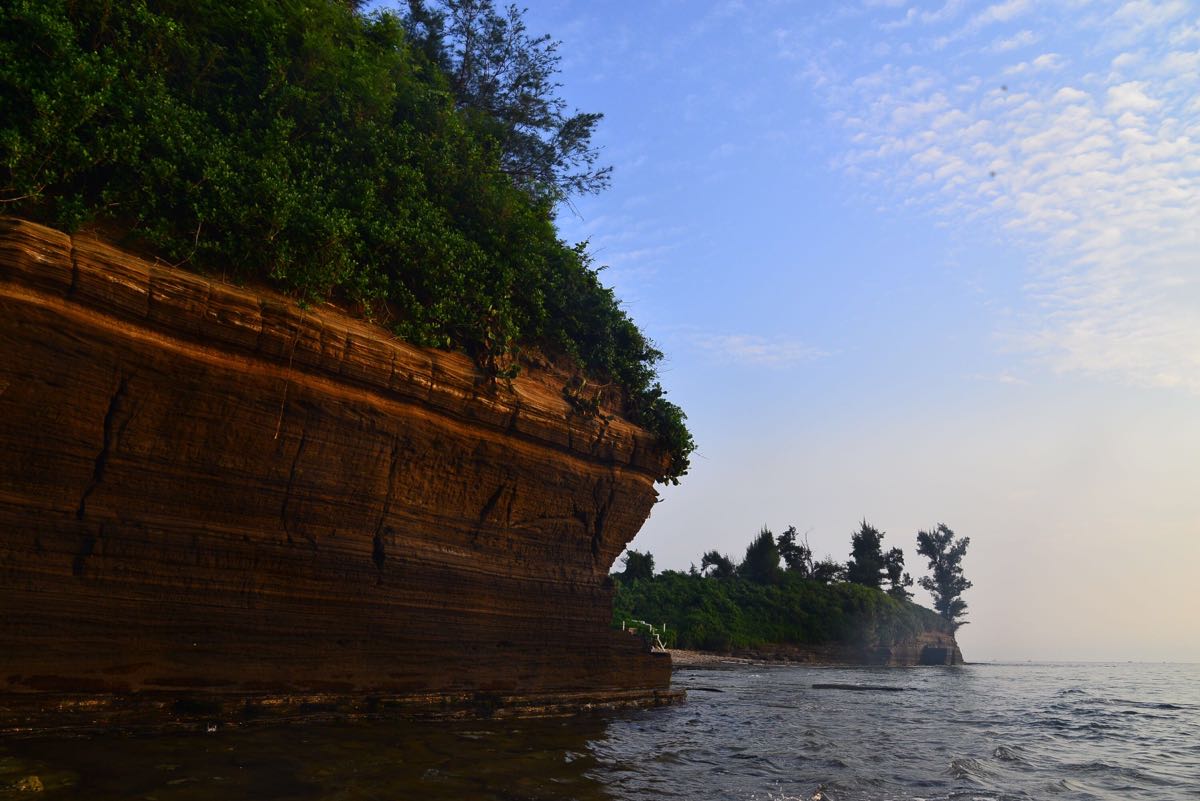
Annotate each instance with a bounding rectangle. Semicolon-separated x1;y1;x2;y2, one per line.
617;550;655;583
845;520;887;589
777;525;814;577
402;0;611;203
916;524;972;629
884;547;913;600
740;527;782;585
700;550;737;579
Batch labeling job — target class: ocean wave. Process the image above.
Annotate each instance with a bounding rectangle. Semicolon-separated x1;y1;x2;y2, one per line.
7;662;1198;801
990;745;1028;765
948;757;999;780
1065;760;1174;786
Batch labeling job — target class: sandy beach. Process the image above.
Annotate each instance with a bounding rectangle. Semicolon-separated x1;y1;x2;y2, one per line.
665;649;764;668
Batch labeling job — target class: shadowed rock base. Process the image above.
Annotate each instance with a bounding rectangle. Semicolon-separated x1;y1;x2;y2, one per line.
0;219;677;732
0;686;684;735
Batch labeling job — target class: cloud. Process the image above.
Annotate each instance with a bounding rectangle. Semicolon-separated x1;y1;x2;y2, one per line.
969;371;1029;386
939;0;1034;43
923;0;970;25
1112;0;1188;32
988;29;1040;53
692;333;827;367
552;205;691;309
1004;53;1067;75
971;0;1034;28
1052;86;1091;104
1104;81;1162;113
810;0;1200;393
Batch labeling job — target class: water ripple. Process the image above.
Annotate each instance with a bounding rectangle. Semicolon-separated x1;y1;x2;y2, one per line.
0;662;1197;800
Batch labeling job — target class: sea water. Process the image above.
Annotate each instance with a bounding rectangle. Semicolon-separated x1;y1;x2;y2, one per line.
1;662;1196;800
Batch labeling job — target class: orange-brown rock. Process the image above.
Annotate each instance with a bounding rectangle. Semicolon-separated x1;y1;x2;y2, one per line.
0;219;677;731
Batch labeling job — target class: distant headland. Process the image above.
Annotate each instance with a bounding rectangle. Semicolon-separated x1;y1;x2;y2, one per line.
611;523;970;666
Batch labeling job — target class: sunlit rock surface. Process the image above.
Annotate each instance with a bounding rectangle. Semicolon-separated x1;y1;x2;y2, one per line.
0;219;675;730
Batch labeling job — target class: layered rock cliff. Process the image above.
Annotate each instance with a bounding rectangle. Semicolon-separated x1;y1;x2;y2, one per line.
0;219;676;730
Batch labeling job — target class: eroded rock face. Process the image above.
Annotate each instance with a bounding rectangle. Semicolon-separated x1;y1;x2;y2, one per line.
0;219;675;729
730;629;963;667
884;631;964;666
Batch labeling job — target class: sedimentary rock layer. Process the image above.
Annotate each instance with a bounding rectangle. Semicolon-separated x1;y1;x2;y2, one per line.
0;219;675;730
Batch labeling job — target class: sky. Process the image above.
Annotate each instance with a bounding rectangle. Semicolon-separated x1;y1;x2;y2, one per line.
385;1;1200;662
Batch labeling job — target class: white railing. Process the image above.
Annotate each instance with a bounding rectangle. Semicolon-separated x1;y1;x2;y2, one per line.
621;618;668;650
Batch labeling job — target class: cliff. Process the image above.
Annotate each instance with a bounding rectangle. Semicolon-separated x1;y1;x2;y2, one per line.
726;630;964;666
0;219;677;731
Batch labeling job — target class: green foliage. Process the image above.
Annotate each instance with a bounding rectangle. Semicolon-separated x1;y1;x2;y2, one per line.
612;571;950;652
617;549;655;584
810;557;846;584
0;0;693;482
612;524;952;652
884;546;913;600
699;550;736;579
739;527;782;585
777;525;814;577
401;0;610;204
845;520;888;589
916;524;972;629
618;617;676;649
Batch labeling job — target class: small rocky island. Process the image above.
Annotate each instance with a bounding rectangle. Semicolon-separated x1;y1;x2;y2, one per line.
0;220;678;731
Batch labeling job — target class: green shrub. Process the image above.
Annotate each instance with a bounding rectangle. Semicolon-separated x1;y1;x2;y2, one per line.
612;571;951;651
0;0;693;481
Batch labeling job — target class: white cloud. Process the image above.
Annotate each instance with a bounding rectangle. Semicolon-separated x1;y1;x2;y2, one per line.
1032;53;1066;71
1052;86;1091;104
923;0;970;24
989;29;1040;52
1111;51;1141;70
1005;53;1066;75
692;334;827;367
961;0;1034;36
1105;81;1162;113
810;1;1200;393
1113;0;1188;30
1160;49;1200;75
975;0;1034;25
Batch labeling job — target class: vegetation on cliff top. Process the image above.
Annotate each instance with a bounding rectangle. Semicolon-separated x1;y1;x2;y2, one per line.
613;521;969;650
0;0;693;481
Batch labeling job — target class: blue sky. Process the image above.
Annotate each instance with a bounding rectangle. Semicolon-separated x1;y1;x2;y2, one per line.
383;1;1200;661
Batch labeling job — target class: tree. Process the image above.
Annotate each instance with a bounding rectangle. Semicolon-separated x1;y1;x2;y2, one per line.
739;527;782;585
884;547;913;600
810;557;846;584
916;524;972;629
617;550;654;583
845;520;887;589
0;0;692;484
402;0;611;204
700;550;736;579
777;525;814;577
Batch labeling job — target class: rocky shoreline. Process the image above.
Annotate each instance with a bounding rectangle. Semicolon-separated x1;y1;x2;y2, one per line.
667;636;964;669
